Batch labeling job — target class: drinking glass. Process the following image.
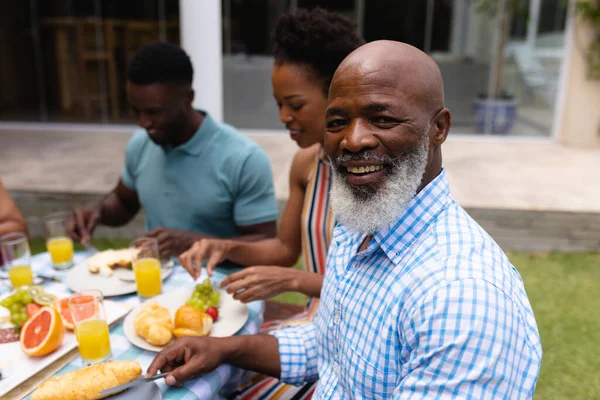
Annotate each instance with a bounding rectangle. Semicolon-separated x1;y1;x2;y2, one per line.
130;237;162;300
68;290;112;365
43;212;74;270
1;232;33;288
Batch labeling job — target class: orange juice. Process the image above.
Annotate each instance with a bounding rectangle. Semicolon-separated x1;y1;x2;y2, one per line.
133;258;162;297
76;319;111;361
47;237;74;265
8;265;33;287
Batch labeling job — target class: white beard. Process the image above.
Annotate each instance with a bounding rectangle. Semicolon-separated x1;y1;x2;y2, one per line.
330;132;430;234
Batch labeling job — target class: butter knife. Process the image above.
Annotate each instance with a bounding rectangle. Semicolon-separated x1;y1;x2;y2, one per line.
99;372;169;397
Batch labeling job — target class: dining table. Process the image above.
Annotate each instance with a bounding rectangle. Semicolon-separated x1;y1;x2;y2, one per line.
1;251;265;400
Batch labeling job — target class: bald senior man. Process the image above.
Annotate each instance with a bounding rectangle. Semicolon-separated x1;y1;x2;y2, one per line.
147;41;542;399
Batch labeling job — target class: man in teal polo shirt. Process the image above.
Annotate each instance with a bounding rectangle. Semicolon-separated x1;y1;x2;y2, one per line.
68;42;278;258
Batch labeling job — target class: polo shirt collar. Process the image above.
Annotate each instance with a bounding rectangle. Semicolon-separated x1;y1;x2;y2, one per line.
166;111;218;156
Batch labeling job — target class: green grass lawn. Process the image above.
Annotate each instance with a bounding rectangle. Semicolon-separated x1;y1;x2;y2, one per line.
509;252;600;400
28;238;599;399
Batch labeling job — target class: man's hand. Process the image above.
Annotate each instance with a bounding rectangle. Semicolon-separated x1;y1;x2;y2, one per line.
220;266;298;303
67;208;101;244
147;334;282;385
146;337;225;386
179;239;235;279
144;228;195;258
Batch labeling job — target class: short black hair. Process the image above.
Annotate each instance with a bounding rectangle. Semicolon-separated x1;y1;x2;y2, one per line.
127;42;193;85
272;7;365;94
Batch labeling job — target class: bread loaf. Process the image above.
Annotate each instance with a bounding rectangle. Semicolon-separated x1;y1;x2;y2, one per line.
134;301;173;346
31;360;142;400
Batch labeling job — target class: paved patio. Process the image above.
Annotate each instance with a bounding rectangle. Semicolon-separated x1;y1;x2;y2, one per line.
2;126;599;251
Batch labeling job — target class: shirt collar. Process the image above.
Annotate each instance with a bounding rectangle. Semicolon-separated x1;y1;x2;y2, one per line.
166;111;218;156
333;169;451;264
374;169;451;263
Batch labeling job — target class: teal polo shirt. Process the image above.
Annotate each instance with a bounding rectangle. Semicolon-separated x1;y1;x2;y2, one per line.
121;112;278;238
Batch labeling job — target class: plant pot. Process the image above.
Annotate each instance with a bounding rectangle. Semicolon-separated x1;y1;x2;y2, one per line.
472;98;518;135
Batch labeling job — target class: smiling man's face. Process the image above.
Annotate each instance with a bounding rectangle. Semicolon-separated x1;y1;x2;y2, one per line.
324;44;448;234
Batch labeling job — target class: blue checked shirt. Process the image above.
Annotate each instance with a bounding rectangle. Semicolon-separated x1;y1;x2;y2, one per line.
271;170;542;399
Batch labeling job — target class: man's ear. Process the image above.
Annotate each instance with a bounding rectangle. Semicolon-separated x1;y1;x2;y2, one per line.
431;108;451;146
187;88;195;108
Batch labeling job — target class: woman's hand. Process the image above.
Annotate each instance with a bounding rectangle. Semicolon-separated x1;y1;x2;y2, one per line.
179;239;235;279
220;266;300;303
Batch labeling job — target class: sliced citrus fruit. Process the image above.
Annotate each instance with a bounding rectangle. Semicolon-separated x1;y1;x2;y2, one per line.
26;303;41;319
52;298;75;330
20;306;65;356
67;294;99;322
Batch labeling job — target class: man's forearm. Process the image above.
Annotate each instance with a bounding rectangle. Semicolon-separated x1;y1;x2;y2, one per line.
221;334;281;378
98;192;139;227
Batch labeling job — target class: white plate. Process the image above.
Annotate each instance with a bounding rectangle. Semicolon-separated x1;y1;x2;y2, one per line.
0;299;131;398
65;258;172;297
123;287;249;352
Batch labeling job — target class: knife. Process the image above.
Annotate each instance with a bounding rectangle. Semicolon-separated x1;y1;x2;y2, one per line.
36;274;62;283
99;372;169;397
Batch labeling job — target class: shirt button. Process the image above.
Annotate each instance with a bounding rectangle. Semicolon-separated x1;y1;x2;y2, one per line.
334;314;341;324
333;362;339;374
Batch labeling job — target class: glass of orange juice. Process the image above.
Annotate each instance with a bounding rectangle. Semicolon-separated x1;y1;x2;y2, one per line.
130;237;162;300
1;232;33;288
43;212;74;270
68;290;111;365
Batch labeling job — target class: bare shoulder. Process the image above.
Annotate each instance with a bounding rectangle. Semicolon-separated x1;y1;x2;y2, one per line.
290;144;321;186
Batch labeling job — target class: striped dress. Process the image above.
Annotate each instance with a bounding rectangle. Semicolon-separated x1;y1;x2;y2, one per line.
230;155;334;400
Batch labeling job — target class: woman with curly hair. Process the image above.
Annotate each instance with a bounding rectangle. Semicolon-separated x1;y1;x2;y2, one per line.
179;7;363;398
181;6;363;305
180;10;362;396
182;6;363;305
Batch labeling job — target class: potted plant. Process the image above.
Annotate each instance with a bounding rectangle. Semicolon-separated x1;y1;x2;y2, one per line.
472;0;528;135
576;0;600;79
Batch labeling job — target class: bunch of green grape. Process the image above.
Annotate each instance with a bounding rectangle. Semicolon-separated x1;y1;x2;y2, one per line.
185;279;220;312
0;287;33;325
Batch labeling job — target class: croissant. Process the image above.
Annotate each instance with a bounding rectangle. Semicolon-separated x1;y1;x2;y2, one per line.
173;305;212;338
134;301;173;346
31;360;142;400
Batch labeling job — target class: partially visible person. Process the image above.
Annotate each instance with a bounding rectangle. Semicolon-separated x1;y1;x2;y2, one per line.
0;181;27;237
147;40;542;399
67;42;278;259
0;180;28;266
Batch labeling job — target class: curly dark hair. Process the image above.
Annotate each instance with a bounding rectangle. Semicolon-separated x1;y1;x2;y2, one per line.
273;7;364;94
127;42;193;85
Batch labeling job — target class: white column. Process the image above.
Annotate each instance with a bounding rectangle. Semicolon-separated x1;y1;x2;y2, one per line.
526;0;541;52
179;0;223;122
